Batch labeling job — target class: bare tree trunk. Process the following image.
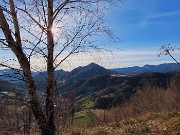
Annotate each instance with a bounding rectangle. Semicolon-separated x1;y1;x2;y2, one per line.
0;4;49;135
44;0;56;134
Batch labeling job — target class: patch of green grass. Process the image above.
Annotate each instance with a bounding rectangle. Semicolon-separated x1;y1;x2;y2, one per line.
83;101;95;108
75;111;86;116
90;109;102;114
103;93;115;98
74;111;95;125
74;114;91;125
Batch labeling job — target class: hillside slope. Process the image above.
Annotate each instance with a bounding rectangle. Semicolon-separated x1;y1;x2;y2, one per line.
61;72;180;109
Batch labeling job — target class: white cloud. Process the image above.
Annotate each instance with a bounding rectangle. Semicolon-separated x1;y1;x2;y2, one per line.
1;42;179;71
27;48;180;71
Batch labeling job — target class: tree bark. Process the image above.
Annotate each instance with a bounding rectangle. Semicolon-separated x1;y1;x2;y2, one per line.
44;0;56;134
0;4;52;135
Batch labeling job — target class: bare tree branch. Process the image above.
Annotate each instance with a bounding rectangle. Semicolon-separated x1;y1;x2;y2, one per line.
9;0;22;48
53;0;69;21
15;6;46;33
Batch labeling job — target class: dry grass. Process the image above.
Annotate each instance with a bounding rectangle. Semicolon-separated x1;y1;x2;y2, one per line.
103;83;180;124
7;111;180;135
67;111;180;135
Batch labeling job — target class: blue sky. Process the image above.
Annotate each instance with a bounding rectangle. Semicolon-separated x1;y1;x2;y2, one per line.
98;0;180;68
107;0;180;45
0;0;180;71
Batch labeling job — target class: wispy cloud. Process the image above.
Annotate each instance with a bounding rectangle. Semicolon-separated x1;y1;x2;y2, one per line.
28;48;180;71
1;45;179;71
148;11;180;18
140;10;180;28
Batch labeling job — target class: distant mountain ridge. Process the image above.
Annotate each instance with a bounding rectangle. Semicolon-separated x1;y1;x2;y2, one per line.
111;63;180;74
0;69;38;83
0;63;179;83
0;63;179;84
66;62;114;82
32;62;114;91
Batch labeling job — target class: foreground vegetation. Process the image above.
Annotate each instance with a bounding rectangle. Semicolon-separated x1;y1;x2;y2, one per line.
0;76;180;134
68;111;180;135
67;83;180;135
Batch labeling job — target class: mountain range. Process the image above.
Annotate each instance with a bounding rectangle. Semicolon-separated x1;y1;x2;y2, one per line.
0;62;179;108
0;62;179;91
111;63;180;74
0;63;179;83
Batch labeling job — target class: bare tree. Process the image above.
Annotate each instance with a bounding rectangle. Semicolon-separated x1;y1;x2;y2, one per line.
0;0;118;134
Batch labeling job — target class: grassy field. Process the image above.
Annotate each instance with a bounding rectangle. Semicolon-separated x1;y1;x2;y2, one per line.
73;109;102;125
